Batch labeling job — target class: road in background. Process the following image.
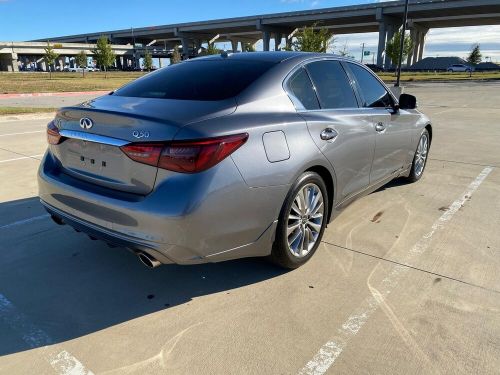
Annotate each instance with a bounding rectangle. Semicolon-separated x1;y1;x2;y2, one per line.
0;82;499;374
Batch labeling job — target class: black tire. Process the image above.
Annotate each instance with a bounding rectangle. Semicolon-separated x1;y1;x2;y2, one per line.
407;129;430;183
270;171;329;269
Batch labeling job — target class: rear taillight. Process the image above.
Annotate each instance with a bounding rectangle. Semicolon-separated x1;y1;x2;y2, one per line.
47;121;62;145
119;144;162;166
120;133;248;173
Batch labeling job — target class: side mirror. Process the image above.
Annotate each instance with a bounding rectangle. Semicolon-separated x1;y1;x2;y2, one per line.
399;94;417;110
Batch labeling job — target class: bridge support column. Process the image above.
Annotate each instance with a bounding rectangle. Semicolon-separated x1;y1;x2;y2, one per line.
384;23;399;70
57;56;65;71
376;22;386;67
0;53;20;72
407;28;416;67
181;37;190;59
115;56;122;70
408;25;428;66
262;31;271;51
274;32;282;51
411;30;420;65
417;29;427;62
231;39;238;53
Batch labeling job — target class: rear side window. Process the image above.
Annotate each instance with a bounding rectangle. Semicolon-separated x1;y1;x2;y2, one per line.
347;63;393;108
305;60;358;109
114;59;277;101
286;68;320;110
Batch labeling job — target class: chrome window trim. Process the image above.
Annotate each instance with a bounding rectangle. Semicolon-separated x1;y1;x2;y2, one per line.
59;130;129;147
283;56;362;113
342;60;399;107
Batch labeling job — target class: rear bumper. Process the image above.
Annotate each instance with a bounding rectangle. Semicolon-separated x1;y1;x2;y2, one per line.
42;200;175;264
38;150;285;264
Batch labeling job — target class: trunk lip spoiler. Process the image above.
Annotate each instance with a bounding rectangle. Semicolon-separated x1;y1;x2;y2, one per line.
59;129;130;147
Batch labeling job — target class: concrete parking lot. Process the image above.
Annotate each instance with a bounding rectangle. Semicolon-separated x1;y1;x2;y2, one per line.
0;81;499;374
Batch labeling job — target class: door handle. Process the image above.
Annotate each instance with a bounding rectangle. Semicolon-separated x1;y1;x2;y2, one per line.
320;128;338;141
375;122;386;132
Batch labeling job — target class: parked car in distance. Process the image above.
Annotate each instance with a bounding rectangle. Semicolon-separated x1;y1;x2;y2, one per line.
66;66;101;72
67;66;85;72
447;64;474;72
39;52;432;269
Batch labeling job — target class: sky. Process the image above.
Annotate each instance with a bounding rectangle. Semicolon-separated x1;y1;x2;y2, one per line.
1;0;499;62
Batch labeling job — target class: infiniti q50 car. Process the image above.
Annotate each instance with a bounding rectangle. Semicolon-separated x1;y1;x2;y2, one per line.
38;52;431;269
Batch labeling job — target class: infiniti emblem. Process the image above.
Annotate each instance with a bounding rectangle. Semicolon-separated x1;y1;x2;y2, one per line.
79;117;93;130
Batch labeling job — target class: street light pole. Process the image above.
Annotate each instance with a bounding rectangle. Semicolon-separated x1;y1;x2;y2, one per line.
395;0;410;87
360;43;365;63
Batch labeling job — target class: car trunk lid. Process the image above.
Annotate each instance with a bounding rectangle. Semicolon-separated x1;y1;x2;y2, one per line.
50;94;236;195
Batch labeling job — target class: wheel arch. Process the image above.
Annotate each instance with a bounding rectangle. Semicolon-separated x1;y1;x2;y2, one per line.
425;123;433;144
305;165;335;223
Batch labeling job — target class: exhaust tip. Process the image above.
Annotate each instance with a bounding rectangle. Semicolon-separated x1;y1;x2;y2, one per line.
137;251;161;269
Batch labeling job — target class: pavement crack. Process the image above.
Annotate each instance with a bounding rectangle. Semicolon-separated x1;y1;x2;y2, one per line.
0;146;43;161
429;158;498;168
322;240;500;295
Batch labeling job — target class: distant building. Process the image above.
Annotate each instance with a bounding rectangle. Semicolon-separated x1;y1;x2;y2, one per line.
409;56;500;71
475;62;500;71
408;57;467;71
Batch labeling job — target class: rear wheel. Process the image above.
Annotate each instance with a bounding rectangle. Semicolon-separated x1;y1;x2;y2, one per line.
271;172;328;269
407;130;430;182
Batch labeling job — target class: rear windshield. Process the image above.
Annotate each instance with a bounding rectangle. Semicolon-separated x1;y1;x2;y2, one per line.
114;59;277;101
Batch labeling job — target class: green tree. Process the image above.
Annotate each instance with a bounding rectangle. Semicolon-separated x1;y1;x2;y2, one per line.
338;41;349;57
467;44;482;65
43;41;59;79
91;36;115;78
143;50;153;71
385;30;413;71
205;43;219;55
243;43;255;52
291;24;334;53
170;45;181;64
75;51;87;77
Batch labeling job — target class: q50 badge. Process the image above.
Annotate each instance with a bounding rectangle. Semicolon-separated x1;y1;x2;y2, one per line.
132;130;150;139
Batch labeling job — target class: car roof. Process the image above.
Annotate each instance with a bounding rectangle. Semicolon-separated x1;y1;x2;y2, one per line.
187;51;343;64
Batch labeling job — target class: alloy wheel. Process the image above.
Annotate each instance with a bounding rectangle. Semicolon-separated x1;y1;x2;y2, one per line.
287;183;324;257
414;134;428;177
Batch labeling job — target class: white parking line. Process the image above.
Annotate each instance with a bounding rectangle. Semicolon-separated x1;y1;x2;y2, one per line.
0;130;45;137
0;294;94;375
299;166;493;375
0;154;44;163
0;214;49;230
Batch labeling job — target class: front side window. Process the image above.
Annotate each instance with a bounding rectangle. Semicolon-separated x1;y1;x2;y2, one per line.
348;63;393;108
305;60;358;109
286;67;320;110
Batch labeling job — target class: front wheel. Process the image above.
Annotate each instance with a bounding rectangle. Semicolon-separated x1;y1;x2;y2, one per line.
407;130;430;182
271;172;328;269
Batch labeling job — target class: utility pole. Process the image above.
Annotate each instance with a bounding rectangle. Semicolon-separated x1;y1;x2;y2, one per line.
131;27;136;69
360;43;365;63
395;0;409;87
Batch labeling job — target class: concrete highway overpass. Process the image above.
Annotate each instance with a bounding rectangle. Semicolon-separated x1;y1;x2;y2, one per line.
0;42;136;72
2;0;500;71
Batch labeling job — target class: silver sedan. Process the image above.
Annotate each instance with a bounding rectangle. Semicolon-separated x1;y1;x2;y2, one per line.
38;52;432;269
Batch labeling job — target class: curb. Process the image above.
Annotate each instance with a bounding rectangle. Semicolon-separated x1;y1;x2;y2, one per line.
0;91;110;99
0;112;56;123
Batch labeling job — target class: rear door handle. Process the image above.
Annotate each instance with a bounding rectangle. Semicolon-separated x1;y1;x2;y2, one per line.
320;128;338;141
375;122;386;132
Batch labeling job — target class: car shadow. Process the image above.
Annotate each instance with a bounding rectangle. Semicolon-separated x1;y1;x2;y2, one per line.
0;197;286;357
373;177;414;193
